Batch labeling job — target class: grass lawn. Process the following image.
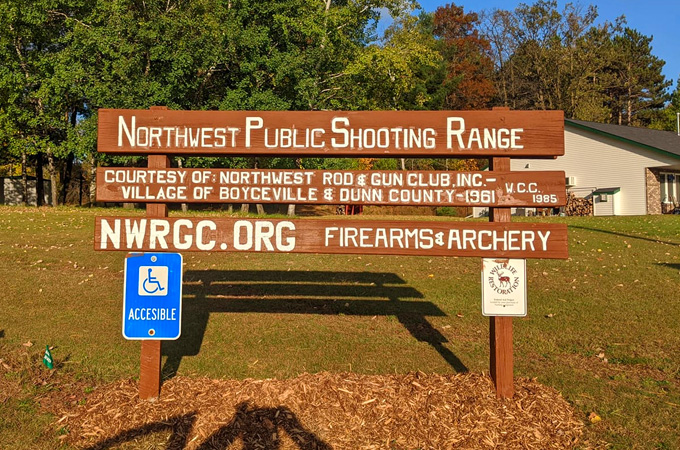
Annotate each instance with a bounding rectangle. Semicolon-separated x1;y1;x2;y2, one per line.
1;206;679;449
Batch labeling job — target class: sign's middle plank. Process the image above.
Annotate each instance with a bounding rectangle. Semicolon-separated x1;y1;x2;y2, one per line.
95;217;569;259
96;168;566;207
98;109;565;157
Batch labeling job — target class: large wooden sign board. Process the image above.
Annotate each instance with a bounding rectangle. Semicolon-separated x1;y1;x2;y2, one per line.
96;167;566;207
98;109;565;158
95;107;568;401
95;217;568;259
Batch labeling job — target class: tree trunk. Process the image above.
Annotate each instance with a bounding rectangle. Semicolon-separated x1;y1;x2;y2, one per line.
627;86;633;126
287;204;296;217
36;152;44;207
89;156;97;206
256;203;265;215
79;170;83;206
47;149;58;206
61;153;73;205
21;151;28;206
60;110;78;205
240;203;249;213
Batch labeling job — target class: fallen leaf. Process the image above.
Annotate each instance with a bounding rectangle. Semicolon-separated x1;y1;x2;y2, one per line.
22;341;33;347
588;412;602;423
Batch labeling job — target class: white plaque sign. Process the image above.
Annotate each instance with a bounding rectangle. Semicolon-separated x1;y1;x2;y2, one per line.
481;258;527;317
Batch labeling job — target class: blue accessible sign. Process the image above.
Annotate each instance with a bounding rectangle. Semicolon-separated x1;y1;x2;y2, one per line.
123;253;183;340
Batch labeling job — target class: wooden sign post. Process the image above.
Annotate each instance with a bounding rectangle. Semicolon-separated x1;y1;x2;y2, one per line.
95;107;567;400
139;107;168;400
489;156;514;398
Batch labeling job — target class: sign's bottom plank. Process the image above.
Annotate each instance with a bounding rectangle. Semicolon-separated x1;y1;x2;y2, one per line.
95;217;568;259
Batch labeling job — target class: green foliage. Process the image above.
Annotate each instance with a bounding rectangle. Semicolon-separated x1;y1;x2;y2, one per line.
343;14;441;110
1;0;676;186
607;28;671;126
1;0;419;176
481;1;671;126
0;0;81;159
650;78;680;131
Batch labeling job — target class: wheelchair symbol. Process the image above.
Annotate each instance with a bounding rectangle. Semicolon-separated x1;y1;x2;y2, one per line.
138;266;168;296
142;268;165;294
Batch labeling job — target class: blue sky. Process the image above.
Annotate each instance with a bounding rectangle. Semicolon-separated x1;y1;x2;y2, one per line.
393;0;679;88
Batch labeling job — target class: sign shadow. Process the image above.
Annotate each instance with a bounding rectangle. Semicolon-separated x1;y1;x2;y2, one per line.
80;405;331;450
81;412;197;450
196;401;332;450
162;270;467;379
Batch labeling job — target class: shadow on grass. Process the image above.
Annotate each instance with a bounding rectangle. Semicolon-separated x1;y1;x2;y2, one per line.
82;406;331;450
162;270;467;378
82;412;196;450
657;263;680;271
569;225;680;246
196;401;332;450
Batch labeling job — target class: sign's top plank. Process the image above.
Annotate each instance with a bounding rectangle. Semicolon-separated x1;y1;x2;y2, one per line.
98;109;564;158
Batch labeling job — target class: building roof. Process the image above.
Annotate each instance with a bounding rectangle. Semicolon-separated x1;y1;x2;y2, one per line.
566;119;680;160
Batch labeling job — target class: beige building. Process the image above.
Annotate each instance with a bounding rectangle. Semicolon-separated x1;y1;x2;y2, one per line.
477;120;680;216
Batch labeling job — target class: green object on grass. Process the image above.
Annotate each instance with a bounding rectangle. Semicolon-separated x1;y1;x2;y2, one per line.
42;345;53;369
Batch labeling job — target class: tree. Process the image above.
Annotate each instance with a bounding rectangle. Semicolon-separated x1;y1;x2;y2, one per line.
0;0;90;205
432;3;494;110
650;77;680;132
481;1;599;114
605;28;670;126
54;0;415;210
479;0;671;127
341;13;441;111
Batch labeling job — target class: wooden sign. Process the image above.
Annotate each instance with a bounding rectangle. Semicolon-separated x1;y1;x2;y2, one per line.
97;109;564;157
96;168;566;207
95;217;569;259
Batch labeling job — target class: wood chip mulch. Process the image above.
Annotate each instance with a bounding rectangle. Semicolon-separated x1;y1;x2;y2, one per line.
55;372;583;449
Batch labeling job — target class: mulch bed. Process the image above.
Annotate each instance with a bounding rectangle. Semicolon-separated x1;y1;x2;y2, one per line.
54;372;583;449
